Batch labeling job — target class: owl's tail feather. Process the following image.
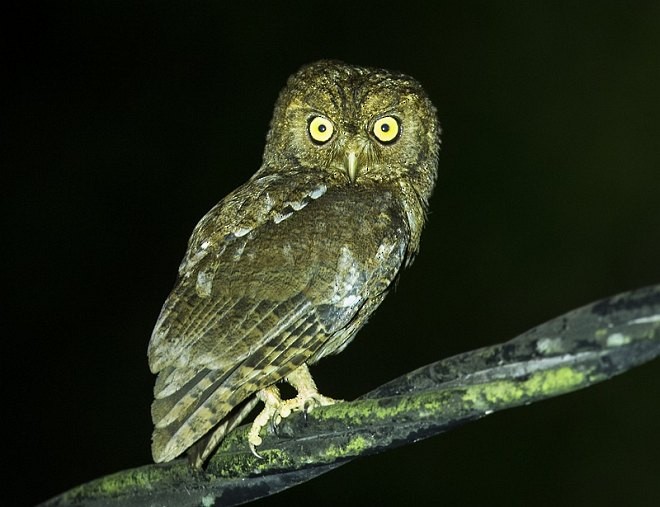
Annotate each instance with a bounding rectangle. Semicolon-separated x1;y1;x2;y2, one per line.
153;359;290;463
152;367;229;429
154;365;276;463
188;395;260;469
151;367;237;462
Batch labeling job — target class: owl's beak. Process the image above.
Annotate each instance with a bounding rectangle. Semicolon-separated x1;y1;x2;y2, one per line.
342;138;369;183
345;151;359;183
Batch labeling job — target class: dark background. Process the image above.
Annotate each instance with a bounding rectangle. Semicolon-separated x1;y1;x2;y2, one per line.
5;2;660;506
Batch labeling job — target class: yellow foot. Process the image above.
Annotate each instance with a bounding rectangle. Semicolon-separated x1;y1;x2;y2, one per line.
247;364;340;458
248;386;282;458
278;388;336;419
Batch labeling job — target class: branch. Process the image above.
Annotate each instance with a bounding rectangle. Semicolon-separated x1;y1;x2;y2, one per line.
40;285;660;507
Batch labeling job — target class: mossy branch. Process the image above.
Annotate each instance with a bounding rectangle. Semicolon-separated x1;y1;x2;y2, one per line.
40;285;660;507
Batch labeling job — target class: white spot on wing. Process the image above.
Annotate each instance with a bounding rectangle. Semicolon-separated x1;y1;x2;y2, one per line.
286;199;309;211
233;227;251;238
332;246;363;308
308;184;327;200
342;294;361;306
233;240;247;261
196;270;213;297
375;239;396;262
264;192;274;210
273;210;293;224
181;248;210;276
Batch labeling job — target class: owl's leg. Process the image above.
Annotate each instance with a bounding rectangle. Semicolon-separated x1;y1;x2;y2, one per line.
247;364;338;458
280;363;337;417
248;385;285;457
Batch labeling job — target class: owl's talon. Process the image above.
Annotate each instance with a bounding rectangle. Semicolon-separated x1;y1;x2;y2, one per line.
305;394;337;413
249;440;264;459
248;385;284;458
279;365;339;419
248;365;339;457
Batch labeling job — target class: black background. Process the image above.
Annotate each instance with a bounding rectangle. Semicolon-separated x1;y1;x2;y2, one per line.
5;2;660;506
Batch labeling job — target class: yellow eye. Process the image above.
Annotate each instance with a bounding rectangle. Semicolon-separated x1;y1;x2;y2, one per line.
308;116;334;144
373;116;400;144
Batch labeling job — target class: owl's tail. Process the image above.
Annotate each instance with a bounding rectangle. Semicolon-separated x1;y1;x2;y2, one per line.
187;395;260;468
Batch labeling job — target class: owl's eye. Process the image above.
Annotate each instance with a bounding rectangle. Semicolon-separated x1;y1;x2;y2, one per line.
372;116;400;144
308;116;335;144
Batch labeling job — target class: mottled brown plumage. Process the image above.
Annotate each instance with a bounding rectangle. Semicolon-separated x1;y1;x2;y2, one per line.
148;60;440;466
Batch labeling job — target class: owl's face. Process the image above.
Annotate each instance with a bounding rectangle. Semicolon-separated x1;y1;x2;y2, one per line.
262;60;440;199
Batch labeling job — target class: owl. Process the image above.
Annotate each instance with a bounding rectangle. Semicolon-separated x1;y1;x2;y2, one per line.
148;60;440;468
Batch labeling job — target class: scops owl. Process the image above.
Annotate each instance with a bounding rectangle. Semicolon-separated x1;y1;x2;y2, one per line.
148;60;440;467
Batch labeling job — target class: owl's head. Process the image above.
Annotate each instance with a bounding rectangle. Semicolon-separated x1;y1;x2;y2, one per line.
261;60;440;204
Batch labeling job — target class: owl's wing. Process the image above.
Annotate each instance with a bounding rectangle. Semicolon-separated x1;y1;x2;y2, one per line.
147;173;402;462
150;294;337;463
148;171;332;373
